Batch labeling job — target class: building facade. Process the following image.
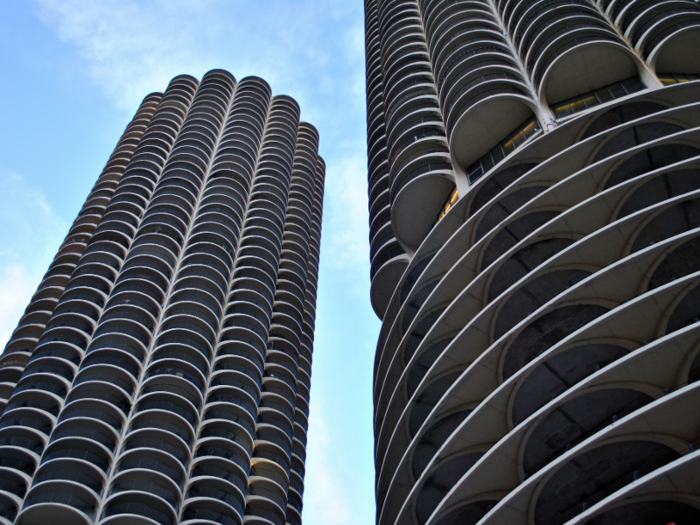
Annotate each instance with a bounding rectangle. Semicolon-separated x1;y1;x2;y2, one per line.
0;69;324;525
366;1;700;525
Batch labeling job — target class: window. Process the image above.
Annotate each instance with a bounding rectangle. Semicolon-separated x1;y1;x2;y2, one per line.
658;73;700;86
552;77;646;119
436;187;459;224
467;116;541;184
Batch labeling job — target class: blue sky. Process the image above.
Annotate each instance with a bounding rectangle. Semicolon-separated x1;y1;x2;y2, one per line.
0;1;378;523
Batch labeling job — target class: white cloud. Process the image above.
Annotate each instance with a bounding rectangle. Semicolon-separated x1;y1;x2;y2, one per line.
0;265;43;348
303;399;354;525
325;154;371;274
0;172;69;347
36;0;222;110
35;0;365;115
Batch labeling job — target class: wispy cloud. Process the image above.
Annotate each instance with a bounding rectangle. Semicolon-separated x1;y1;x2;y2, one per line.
303;399;353;525
35;0;365;117
37;0;227;109
0;172;68;346
326;154;371;273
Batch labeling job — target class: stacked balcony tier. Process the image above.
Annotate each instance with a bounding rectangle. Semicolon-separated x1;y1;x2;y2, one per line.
602;0;700;73
0;93;162;414
0;69;326;525
367;0;410;318
379;0;456;256
371;81;700;525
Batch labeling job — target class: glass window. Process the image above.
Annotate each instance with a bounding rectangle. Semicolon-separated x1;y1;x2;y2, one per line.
553;103;574;119
595;88;614;104
462;115;542;187
581;94;599;109
551;77;646;119
608;83;627;98
570;97;587;114
491;144;505;164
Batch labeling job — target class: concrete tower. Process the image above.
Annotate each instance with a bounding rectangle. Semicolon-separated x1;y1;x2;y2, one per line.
0;69;324;525
366;0;700;524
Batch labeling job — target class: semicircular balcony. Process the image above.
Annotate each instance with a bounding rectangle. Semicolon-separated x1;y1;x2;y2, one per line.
121;427;191;472
58;397;126;435
142;363;206;406
536;32;645;108
202;399;256;443
134;391;199;434
372;91;700;525
390;135;454;251
114;442;187;491
448;90;541;178
384;232;700;525
129;410;195;450
183;475;245;523
101;490;178;525
17;480;97;525
521;6;616;68
445;74;532;139
371;240;410;319
378;100;700;444
65;382;131;416
425;1;497;49
50;417;117;452
109;469;181;516
641;9;700;76
22;356;77;385
188;453;248;497
435;28;511;84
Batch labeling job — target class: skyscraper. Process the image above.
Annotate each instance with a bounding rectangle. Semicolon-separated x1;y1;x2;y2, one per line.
0;69;324;525
366;1;700;524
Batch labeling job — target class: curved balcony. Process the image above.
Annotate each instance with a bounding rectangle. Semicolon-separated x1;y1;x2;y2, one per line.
371;245;411;319
449;91;538;171
378;108;700;460
115;448;186;492
58;398;125;433
51;418;117;451
648;23;700;76
110;470;180;513
122;428;191;470
101;490;177;525
184;478;245;522
130;410;195;449
538;38;645;107
372;84;700;525
17;481;96;525
444;385;700;525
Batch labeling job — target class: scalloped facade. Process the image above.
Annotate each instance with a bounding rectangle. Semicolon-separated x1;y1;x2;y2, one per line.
366;1;700;524
0;69;324;525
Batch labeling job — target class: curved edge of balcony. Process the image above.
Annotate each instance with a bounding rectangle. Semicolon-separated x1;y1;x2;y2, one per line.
371;253;411;320
449;93;538;171
16;502;92;525
538;40;647;107
391;169;456;252
648;24;700;76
